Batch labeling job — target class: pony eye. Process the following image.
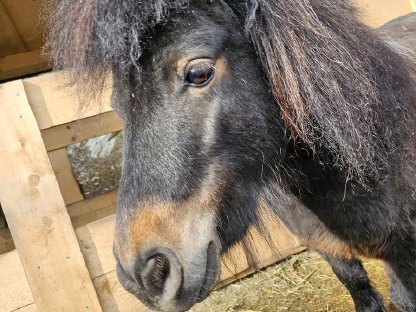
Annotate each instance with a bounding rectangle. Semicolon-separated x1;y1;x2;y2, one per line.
185;60;215;86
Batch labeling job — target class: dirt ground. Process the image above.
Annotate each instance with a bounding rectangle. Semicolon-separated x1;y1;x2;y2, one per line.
191;251;396;312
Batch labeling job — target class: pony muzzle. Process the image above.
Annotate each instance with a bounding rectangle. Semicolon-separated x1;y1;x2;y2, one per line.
113;203;221;311
115;241;221;311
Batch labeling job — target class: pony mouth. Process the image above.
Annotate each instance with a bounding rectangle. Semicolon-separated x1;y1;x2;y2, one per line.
196;241;220;303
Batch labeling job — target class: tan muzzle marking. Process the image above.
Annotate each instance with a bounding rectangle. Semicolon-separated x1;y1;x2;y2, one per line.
116;187;221;263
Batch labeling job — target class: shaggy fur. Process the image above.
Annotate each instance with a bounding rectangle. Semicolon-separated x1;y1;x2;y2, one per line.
44;0;188;98
45;1;416;311
44;0;416;183
241;0;416;181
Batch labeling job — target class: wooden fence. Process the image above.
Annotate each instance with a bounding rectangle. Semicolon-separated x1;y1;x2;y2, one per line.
0;73;303;311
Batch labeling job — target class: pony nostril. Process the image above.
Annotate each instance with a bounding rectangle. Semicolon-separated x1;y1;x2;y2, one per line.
142;253;170;296
137;247;183;301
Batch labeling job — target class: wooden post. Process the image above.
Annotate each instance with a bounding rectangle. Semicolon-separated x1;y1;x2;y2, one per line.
0;80;102;311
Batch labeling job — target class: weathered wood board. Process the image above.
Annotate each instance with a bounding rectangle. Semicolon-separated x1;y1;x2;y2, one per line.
68;190;118;228
1;0;44;51
22;74;113;130
0;250;36;312
0;80;102;311
42;111;122;152
0;50;47;81
0;1;26;57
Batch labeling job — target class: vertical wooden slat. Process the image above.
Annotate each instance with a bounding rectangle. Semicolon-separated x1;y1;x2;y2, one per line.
0;80;102;311
48;148;84;205
67;190;118;229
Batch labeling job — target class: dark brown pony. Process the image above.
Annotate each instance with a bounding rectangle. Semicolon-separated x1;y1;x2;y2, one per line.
45;1;416;311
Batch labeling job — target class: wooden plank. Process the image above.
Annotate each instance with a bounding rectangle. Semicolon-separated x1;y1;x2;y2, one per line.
0;49;48;81
68;191;118;229
48;148;84;205
76;216;147;311
42;111;123;152
23;73;113;130
0;250;35;312
218;210;305;286
0;80;102;311
76;214;303;311
1;0;44;51
0;1;26;57
354;0;414;27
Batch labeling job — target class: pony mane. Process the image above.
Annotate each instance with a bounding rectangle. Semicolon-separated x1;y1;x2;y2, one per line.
44;0;416;182
235;0;416;183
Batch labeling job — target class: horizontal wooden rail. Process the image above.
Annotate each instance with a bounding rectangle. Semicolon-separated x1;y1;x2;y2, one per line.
0;50;48;81
410;0;416;12
68;190;118;228
42;111;122;152
22;73;113;130
356;0;415;27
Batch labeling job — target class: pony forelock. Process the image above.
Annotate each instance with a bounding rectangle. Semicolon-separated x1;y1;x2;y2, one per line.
43;0;189;99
